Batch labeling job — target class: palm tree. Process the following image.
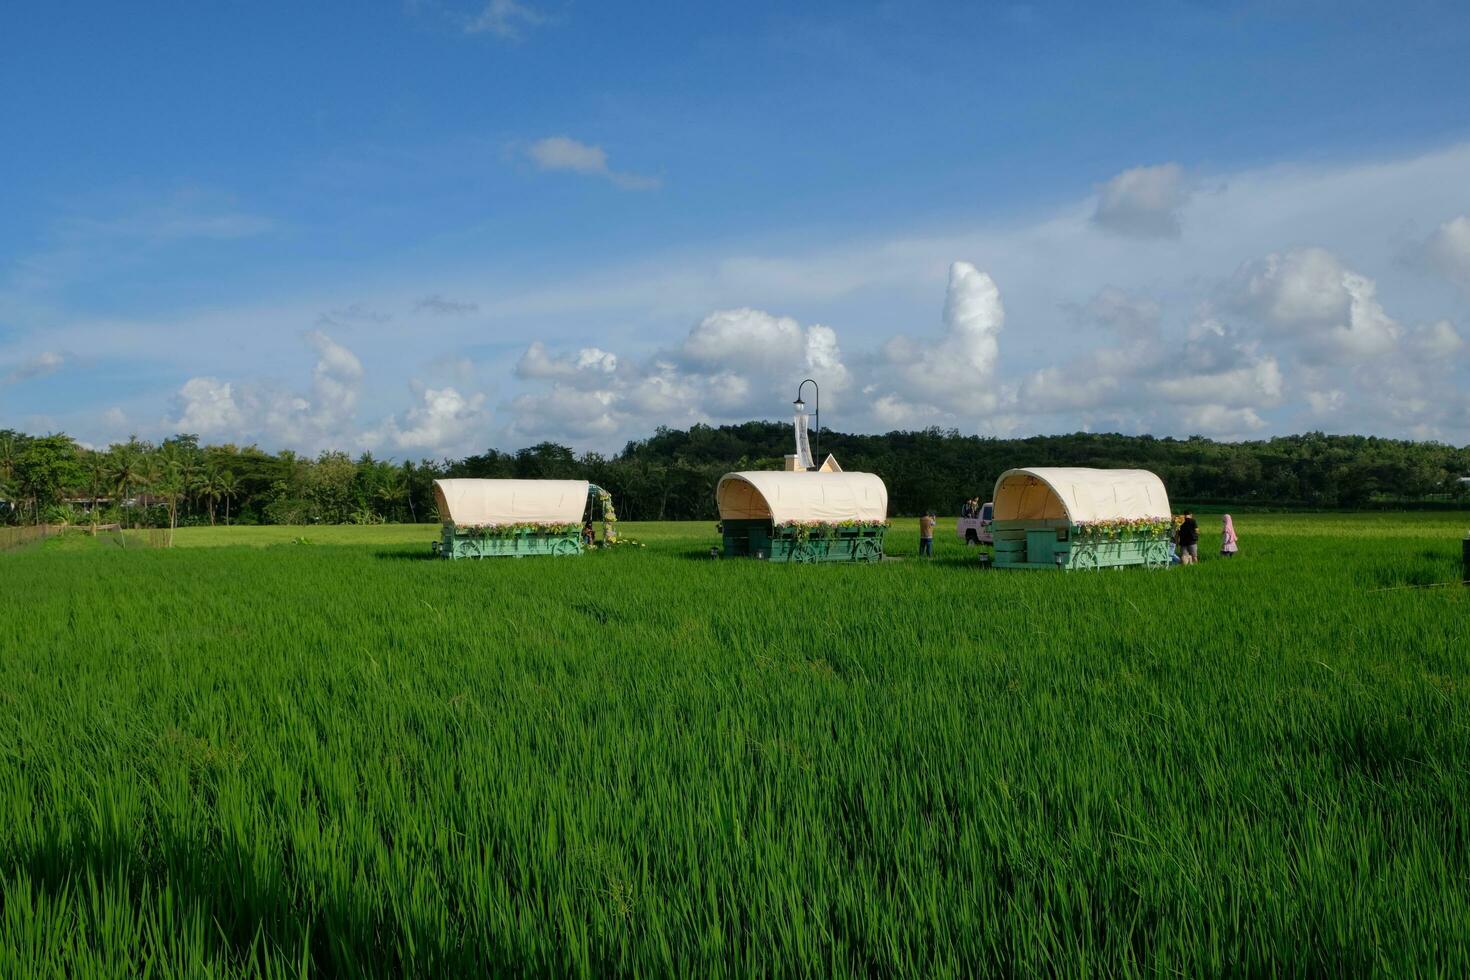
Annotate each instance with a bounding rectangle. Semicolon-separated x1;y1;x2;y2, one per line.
178;452;203;523
109;446;143;530
217;470;239;526
152;446;187;543
85;451;110;534
401;461;419;523
0;472;16;525
0;433;16;483
197;466;224;526
375;476;408;523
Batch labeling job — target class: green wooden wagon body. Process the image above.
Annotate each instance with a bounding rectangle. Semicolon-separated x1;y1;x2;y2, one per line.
991;520;1171;570
719;519;886;563
438;526;582;559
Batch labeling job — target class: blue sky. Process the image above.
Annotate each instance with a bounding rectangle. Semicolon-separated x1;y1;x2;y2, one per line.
3;0;1469;455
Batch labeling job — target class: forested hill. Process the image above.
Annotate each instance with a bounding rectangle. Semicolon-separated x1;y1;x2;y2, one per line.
3;424;1468;528
598;423;1470;518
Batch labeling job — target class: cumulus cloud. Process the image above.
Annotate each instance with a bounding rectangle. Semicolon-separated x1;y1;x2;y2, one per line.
305;330;363;432
2;351;65;385
1305;388;1346;416
874;261;1004;422
173;378;244;434
505;306;852;442
170;331;365;450
1413;215;1470;288
1409;319;1464;360
1176;404;1268;435
1076;287;1161;341
1015;291;1283;438
1227;247;1402;361
516;341;619;388
526;136;661;191
19;141;1470;450
1092;163;1190;239
372;385;490;456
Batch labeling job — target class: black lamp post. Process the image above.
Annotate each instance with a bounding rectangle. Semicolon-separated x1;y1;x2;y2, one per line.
794;379;819;465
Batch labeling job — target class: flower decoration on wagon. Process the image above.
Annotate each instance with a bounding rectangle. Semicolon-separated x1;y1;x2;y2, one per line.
1073;516;1175;542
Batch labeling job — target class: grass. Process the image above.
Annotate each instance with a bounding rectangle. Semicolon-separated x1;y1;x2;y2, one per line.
2;513;1468;977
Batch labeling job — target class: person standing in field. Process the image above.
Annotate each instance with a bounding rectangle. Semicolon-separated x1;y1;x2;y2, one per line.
919;511;936;557
1177;511;1200;565
1220;514;1239;558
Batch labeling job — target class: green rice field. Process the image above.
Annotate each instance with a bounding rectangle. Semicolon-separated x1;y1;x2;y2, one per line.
2;514;1468;977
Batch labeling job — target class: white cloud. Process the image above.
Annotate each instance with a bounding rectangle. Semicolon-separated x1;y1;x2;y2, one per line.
1092;163;1190;239
516;341;619;388
1175;404;1268;438
169;331;365;450
1415;215;1470;288
305;329;363;433
15;141;1470;450
465;0;543;38
505;306;852;442
525;136;661;191
1409;319;1464;360
1305;389;1346;416
2;350;65;385
173;377;245;435
1228;247;1402;361
1015;291;1283;433
373;385;490;456
875;261;1004;422
1077;287;1161;340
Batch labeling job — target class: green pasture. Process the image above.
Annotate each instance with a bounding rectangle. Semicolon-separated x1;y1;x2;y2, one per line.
2;514;1468;977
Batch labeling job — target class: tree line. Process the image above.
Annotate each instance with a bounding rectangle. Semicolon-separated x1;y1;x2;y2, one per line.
2;423;1467;528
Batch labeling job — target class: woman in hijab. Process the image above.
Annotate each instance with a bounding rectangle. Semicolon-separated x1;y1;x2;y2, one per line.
1220;514;1239;558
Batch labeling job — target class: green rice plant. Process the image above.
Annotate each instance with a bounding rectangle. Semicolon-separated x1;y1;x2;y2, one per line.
1;513;1467;977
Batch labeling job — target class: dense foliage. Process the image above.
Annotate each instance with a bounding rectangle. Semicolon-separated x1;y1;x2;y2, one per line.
2;423;1468;527
1;516;1467;976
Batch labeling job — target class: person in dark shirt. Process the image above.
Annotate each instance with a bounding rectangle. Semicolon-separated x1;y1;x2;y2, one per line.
1177;512;1200;565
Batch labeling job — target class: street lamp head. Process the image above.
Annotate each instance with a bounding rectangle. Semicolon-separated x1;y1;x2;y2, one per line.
793;398;805;412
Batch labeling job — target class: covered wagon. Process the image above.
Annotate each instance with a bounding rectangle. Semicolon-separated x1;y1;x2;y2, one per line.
433;479;599;559
715;470;888;563
990;467;1175;570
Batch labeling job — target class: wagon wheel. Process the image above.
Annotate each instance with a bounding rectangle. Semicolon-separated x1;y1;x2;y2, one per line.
552;538;581;557
852;539;881;563
1144;540;1170;569
791;542;819;564
1072;547;1099;571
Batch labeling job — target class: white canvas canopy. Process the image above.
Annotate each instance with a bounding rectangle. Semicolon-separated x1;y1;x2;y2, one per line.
716;471;888;524
992;468;1170;524
433;479;589;527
